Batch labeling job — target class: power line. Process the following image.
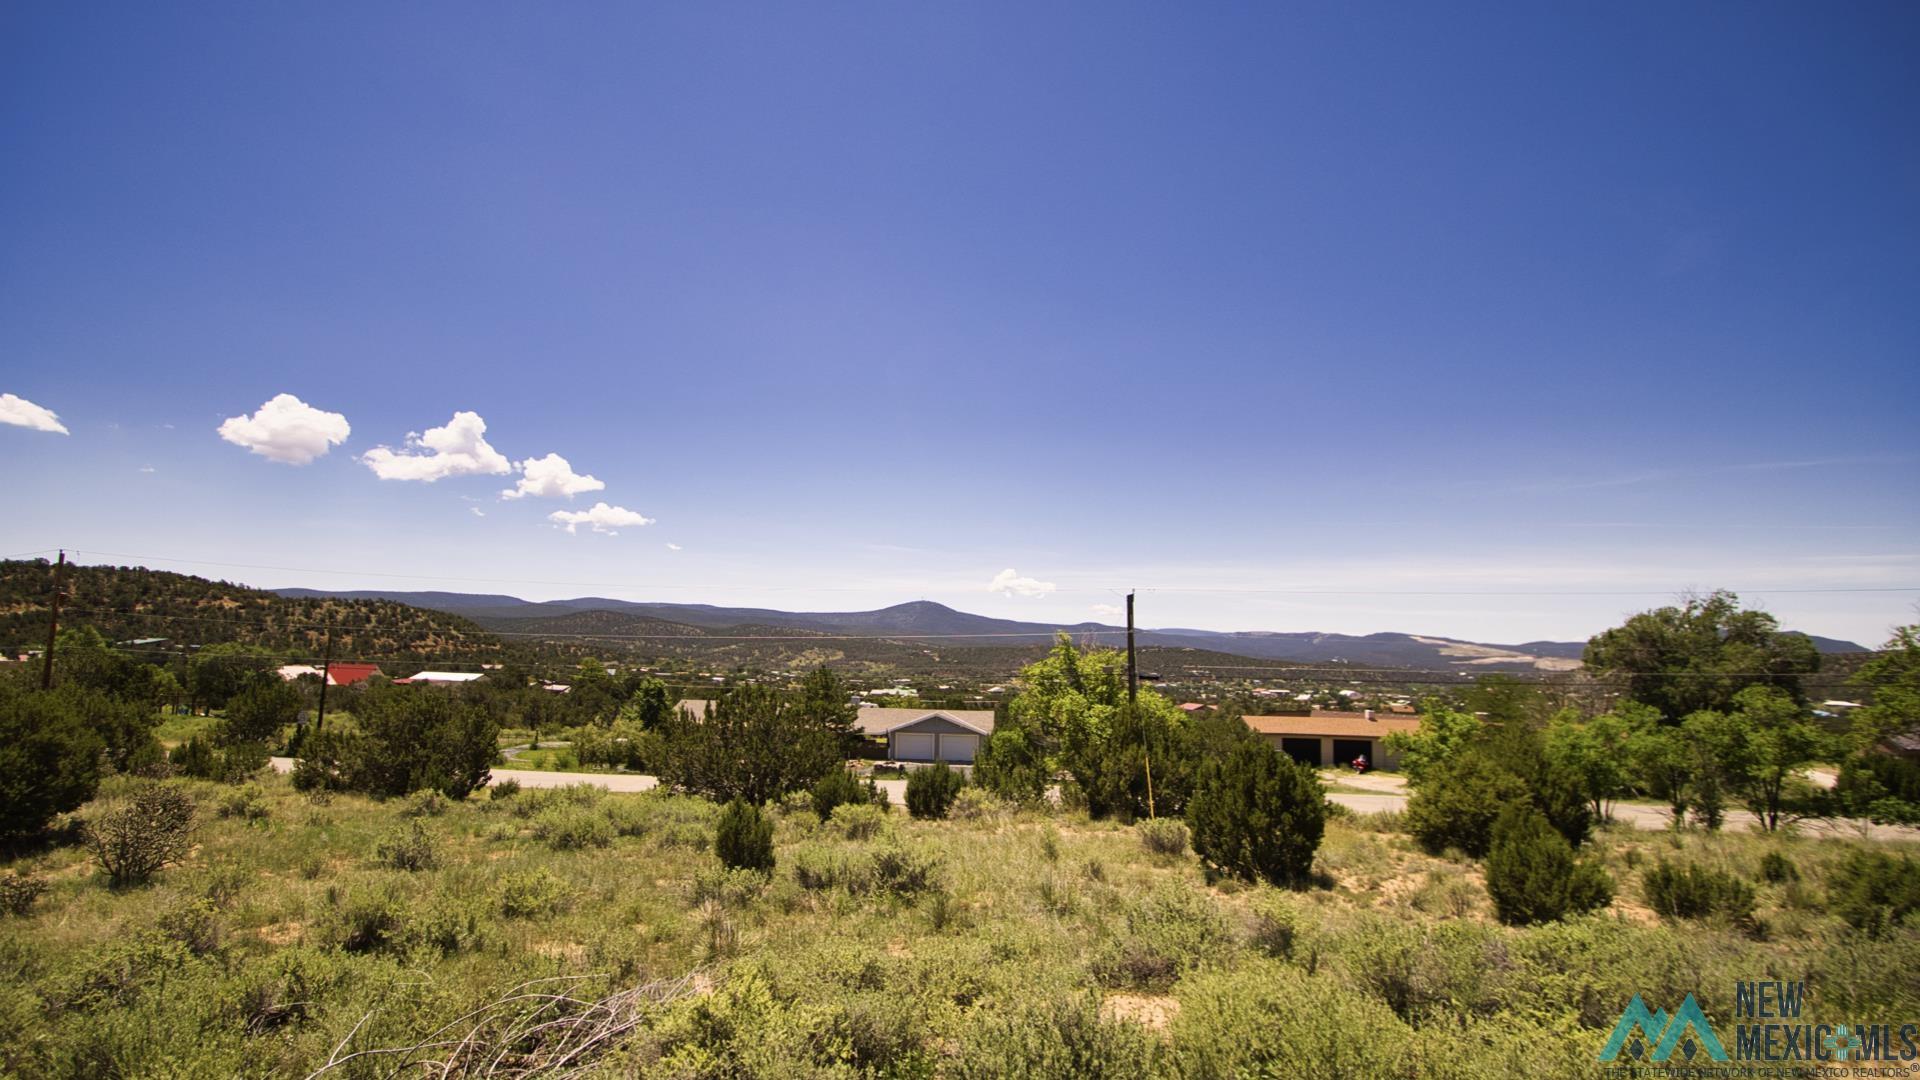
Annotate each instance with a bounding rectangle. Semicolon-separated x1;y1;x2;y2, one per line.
36;548;1920;599
49;606;1134;642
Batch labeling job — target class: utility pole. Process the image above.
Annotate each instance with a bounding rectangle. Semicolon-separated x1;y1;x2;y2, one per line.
1128;590;1155;818
40;550;66;690
1126;590;1137;704
315;629;333;733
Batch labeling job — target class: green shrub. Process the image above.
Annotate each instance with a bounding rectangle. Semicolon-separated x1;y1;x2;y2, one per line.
949;786;1004;821
496;869;573;918
156;897;221;955
0;684;105;841
868;845;940;899
401;789;449;817
715;799;774;873
291;683;499;799
169;734;268;784
489;778;521;801
533;806;614;850
692;866;769;908
1137;818;1190;857
1186;742;1325;886
330;885;410;953
374;821;440;871
216;784;269;822
84;783;196;886
0;871;48;917
1759;850;1799;884
48;929;191;1013
514;783;604;819
810;769;882;821
1170;961;1414;1077
1091;886;1233;990
1827;850;1920;936
791;844;843;891
946;994;1159;1079
1404;750;1529;858
600;799;652;838
906;763;964;820
1248;897;1300;960
1642;859;1756;924
1344;917;1509;1025
831;802;889;840
1483;806;1613;926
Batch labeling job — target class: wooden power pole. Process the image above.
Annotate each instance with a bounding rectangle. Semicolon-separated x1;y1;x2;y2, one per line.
40;550;67;690
315;629;333;732
1126;590;1137;704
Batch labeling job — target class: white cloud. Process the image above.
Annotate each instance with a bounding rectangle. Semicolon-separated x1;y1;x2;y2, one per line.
1092;603;1123;618
501;452;605;500
469;507;485;517
666;543;683;551
989;568;1056;598
138;465;156;474
549;502;655;535
216;393;349;464
0;393;70;435
361;410;510;481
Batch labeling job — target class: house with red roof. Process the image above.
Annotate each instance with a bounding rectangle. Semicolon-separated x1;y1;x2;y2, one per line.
323;662;383;688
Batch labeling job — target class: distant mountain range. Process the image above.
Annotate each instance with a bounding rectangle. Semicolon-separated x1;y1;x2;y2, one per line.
273;589;1871;671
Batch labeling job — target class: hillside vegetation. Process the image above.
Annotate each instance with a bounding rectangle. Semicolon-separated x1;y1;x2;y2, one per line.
0;559;505;663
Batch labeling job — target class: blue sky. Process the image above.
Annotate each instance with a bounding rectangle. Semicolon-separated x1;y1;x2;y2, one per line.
3;2;1916;645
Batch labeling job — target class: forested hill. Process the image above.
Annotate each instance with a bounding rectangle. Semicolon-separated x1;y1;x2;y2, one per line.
0;559;503;662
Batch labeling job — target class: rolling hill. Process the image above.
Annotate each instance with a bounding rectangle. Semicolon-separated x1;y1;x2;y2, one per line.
275;589;1869;670
1;559;506;664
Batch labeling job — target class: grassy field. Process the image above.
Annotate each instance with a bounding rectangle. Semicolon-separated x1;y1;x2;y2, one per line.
151;710;219;748
498;746;595;772
1;774;1916;1078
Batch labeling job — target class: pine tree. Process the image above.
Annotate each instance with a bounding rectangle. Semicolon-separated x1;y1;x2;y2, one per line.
714;799;774;873
1483;805;1613;926
1185;741;1326;886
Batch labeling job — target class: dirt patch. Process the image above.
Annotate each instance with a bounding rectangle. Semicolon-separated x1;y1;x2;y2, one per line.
885;938;911;958
1375;870;1427;908
1611;899;1661;927
1101;993;1179;1033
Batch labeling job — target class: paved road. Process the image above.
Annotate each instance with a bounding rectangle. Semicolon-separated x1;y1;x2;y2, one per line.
269;759;1916;839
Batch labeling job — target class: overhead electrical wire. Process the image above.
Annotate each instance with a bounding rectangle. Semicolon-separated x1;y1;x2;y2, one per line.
23;547;1919;598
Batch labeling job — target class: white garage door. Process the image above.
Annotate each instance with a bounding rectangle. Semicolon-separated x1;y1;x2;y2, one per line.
893;732;937;761
938;734;979;763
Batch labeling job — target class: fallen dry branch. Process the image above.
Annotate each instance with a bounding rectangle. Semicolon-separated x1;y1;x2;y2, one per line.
305;968;711;1080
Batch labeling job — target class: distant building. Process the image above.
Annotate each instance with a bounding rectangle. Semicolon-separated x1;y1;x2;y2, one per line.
860;707;996;764
278;662;383;687
324;663;384;688
672;700;995;764
1243;709;1423;770
1178;702;1213;713
1880;731;1920;762
394;670;484;685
